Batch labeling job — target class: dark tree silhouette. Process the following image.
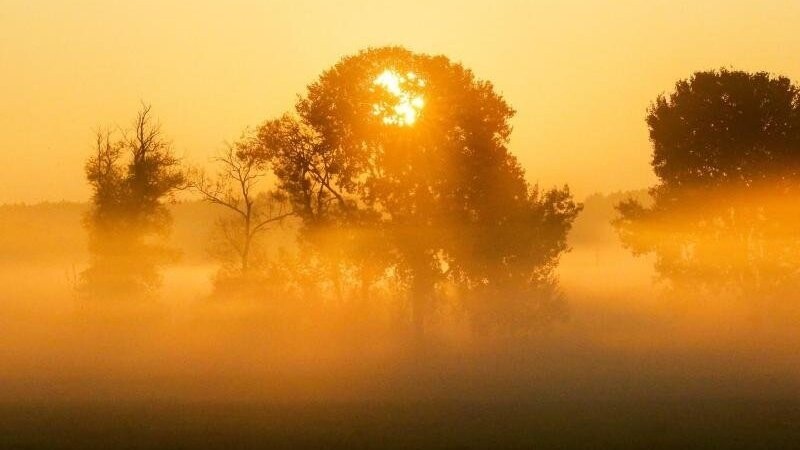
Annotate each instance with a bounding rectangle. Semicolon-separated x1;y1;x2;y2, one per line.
190;132;293;296
80;104;185;299
615;69;800;300
256;47;581;334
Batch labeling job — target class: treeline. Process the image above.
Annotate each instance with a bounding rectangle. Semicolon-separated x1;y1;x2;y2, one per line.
78;47;581;336
74;47;800;333
0;191;635;266
0;201;229;265
0;202;86;264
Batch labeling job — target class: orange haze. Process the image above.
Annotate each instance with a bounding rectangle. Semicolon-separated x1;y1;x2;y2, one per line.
3;1;800;202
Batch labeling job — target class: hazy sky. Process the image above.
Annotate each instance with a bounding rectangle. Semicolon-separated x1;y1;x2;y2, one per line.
2;0;800;203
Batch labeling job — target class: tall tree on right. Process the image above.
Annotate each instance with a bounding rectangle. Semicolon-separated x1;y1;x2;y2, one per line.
615;69;800;301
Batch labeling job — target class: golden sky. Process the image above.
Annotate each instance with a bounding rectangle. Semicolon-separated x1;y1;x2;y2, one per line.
2;0;800;203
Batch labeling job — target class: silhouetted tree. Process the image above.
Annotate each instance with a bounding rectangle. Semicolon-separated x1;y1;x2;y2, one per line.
257;47;580;335
190;133;293;296
80;104;185;299
255;114;389;308
615;69;800;300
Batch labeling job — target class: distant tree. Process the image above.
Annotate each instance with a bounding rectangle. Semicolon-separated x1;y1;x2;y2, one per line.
257;47;581;334
190;133;293;295
80;104;185;299
615;69;800;299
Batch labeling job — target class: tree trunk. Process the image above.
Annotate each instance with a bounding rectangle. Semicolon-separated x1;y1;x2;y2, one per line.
241;235;251;275
242;209;252;275
409;256;435;341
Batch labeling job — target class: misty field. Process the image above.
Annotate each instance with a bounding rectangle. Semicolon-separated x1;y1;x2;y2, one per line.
1;197;798;449
6;8;800;445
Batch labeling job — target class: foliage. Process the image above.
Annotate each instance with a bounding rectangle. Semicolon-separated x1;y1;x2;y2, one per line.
80;104;185;299
256;47;581;333
615;69;800;299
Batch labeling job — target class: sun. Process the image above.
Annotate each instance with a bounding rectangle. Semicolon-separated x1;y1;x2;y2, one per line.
371;69;425;126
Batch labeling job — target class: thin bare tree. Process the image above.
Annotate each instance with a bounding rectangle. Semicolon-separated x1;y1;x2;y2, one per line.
191;134;293;277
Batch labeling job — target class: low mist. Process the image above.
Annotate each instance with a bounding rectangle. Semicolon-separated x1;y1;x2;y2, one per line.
2;194;798;407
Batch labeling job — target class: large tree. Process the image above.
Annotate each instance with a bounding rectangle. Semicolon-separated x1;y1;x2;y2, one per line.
256;47;580;334
615;69;800;299
81;104;185;299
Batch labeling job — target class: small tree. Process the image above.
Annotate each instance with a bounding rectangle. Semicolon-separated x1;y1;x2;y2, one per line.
81;104;184;299
191;133;293;295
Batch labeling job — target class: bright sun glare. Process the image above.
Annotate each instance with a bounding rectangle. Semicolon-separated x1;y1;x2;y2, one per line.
372;69;425;126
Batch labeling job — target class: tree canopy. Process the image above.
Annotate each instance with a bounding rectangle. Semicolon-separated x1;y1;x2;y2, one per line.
256;47;580;333
81;105;185;299
616;69;800;299
648;69;800;193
